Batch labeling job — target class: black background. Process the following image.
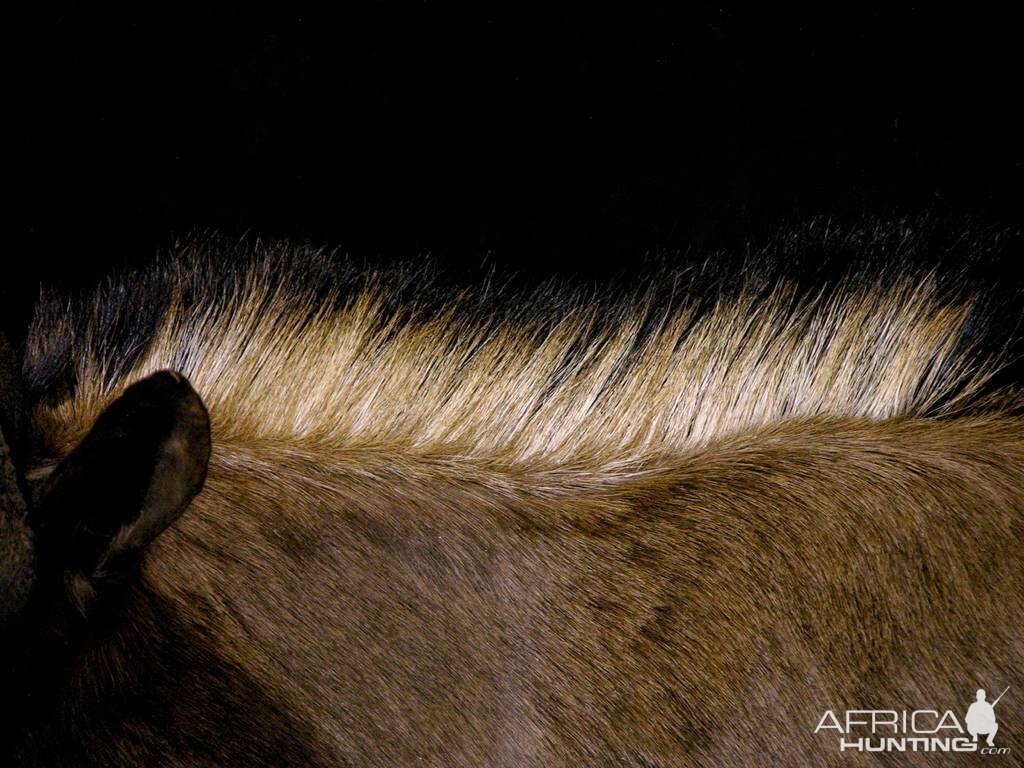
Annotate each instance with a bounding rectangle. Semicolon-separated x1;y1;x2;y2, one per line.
7;7;1022;336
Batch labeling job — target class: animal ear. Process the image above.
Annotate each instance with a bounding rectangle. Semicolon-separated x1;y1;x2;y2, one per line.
31;371;210;611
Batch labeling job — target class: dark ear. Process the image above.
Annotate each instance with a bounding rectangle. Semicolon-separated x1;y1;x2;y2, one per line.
31;371;210;611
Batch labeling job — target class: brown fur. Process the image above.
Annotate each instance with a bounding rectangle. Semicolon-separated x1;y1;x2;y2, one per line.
10;232;1024;765
140;416;1020;766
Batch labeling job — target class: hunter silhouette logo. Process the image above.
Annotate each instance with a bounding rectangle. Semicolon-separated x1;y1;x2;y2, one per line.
814;686;1011;755
966;687;1008;747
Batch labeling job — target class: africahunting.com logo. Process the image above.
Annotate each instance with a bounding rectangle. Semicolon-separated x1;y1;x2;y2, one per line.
814;686;1010;755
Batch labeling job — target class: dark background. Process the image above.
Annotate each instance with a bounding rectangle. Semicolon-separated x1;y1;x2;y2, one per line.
7;6;1022;337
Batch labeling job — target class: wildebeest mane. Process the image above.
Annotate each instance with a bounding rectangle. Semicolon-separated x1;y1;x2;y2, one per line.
22;219;1024;471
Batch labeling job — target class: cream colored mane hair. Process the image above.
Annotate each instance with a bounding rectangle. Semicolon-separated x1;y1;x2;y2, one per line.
23;227;1022;473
